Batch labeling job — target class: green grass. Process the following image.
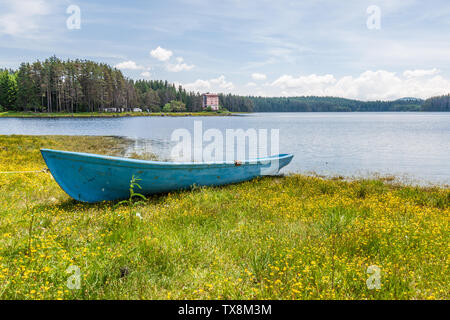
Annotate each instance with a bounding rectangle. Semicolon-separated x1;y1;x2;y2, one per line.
0;135;448;300
0;111;234;118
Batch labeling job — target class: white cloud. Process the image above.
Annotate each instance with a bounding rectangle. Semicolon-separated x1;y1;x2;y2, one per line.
183;75;234;93
246;82;257;87
149;48;194;72
114;60;144;70
403;68;440;78
272;74;336;88
0;0;52;36
183;79;211;92
251;73;267;80
268;70;450;100
210;75;234;90
166;57;195;72
150;46;173;62
140;71;151;79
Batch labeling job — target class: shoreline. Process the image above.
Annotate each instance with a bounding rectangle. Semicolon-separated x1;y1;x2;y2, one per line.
1;111;449;119
2;111;450;119
0;111;239;118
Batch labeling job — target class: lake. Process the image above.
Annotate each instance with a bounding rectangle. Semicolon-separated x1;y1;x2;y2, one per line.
1;112;449;185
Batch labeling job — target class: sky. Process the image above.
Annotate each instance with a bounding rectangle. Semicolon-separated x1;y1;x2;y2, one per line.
0;0;449;100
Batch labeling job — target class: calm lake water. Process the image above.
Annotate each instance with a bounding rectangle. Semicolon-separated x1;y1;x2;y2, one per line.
1;112;449;185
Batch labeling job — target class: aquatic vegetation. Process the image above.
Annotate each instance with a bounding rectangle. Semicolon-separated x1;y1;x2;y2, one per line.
0;136;448;300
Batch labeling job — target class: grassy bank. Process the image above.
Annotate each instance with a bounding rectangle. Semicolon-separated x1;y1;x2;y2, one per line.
0;111;234;118
0;135;448;300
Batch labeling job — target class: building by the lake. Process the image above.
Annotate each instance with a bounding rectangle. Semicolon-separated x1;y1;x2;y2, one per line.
202;93;219;111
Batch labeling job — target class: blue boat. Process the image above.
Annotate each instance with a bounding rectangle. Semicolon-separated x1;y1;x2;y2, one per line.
41;149;293;203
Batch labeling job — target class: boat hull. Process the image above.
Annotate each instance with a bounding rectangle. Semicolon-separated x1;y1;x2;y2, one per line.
41;149;293;203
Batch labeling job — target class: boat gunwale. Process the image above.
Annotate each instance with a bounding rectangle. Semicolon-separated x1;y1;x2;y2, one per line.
40;148;293;169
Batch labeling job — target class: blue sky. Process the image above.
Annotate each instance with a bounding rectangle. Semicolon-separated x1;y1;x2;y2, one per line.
1;0;449;100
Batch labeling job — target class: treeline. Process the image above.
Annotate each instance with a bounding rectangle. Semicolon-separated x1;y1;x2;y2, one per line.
1;56;138;113
249;96;426;112
422;94;450;111
219;93;254;112
0;56;254;113
133;80;255;112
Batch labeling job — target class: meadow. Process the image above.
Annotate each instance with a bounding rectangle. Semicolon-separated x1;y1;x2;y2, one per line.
0;135;448;300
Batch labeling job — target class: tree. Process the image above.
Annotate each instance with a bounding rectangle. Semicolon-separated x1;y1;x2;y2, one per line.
422;94;450;112
0;69;17;111
143;89;161;111
162;103;172;112
168;100;186;112
17;63;37;111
